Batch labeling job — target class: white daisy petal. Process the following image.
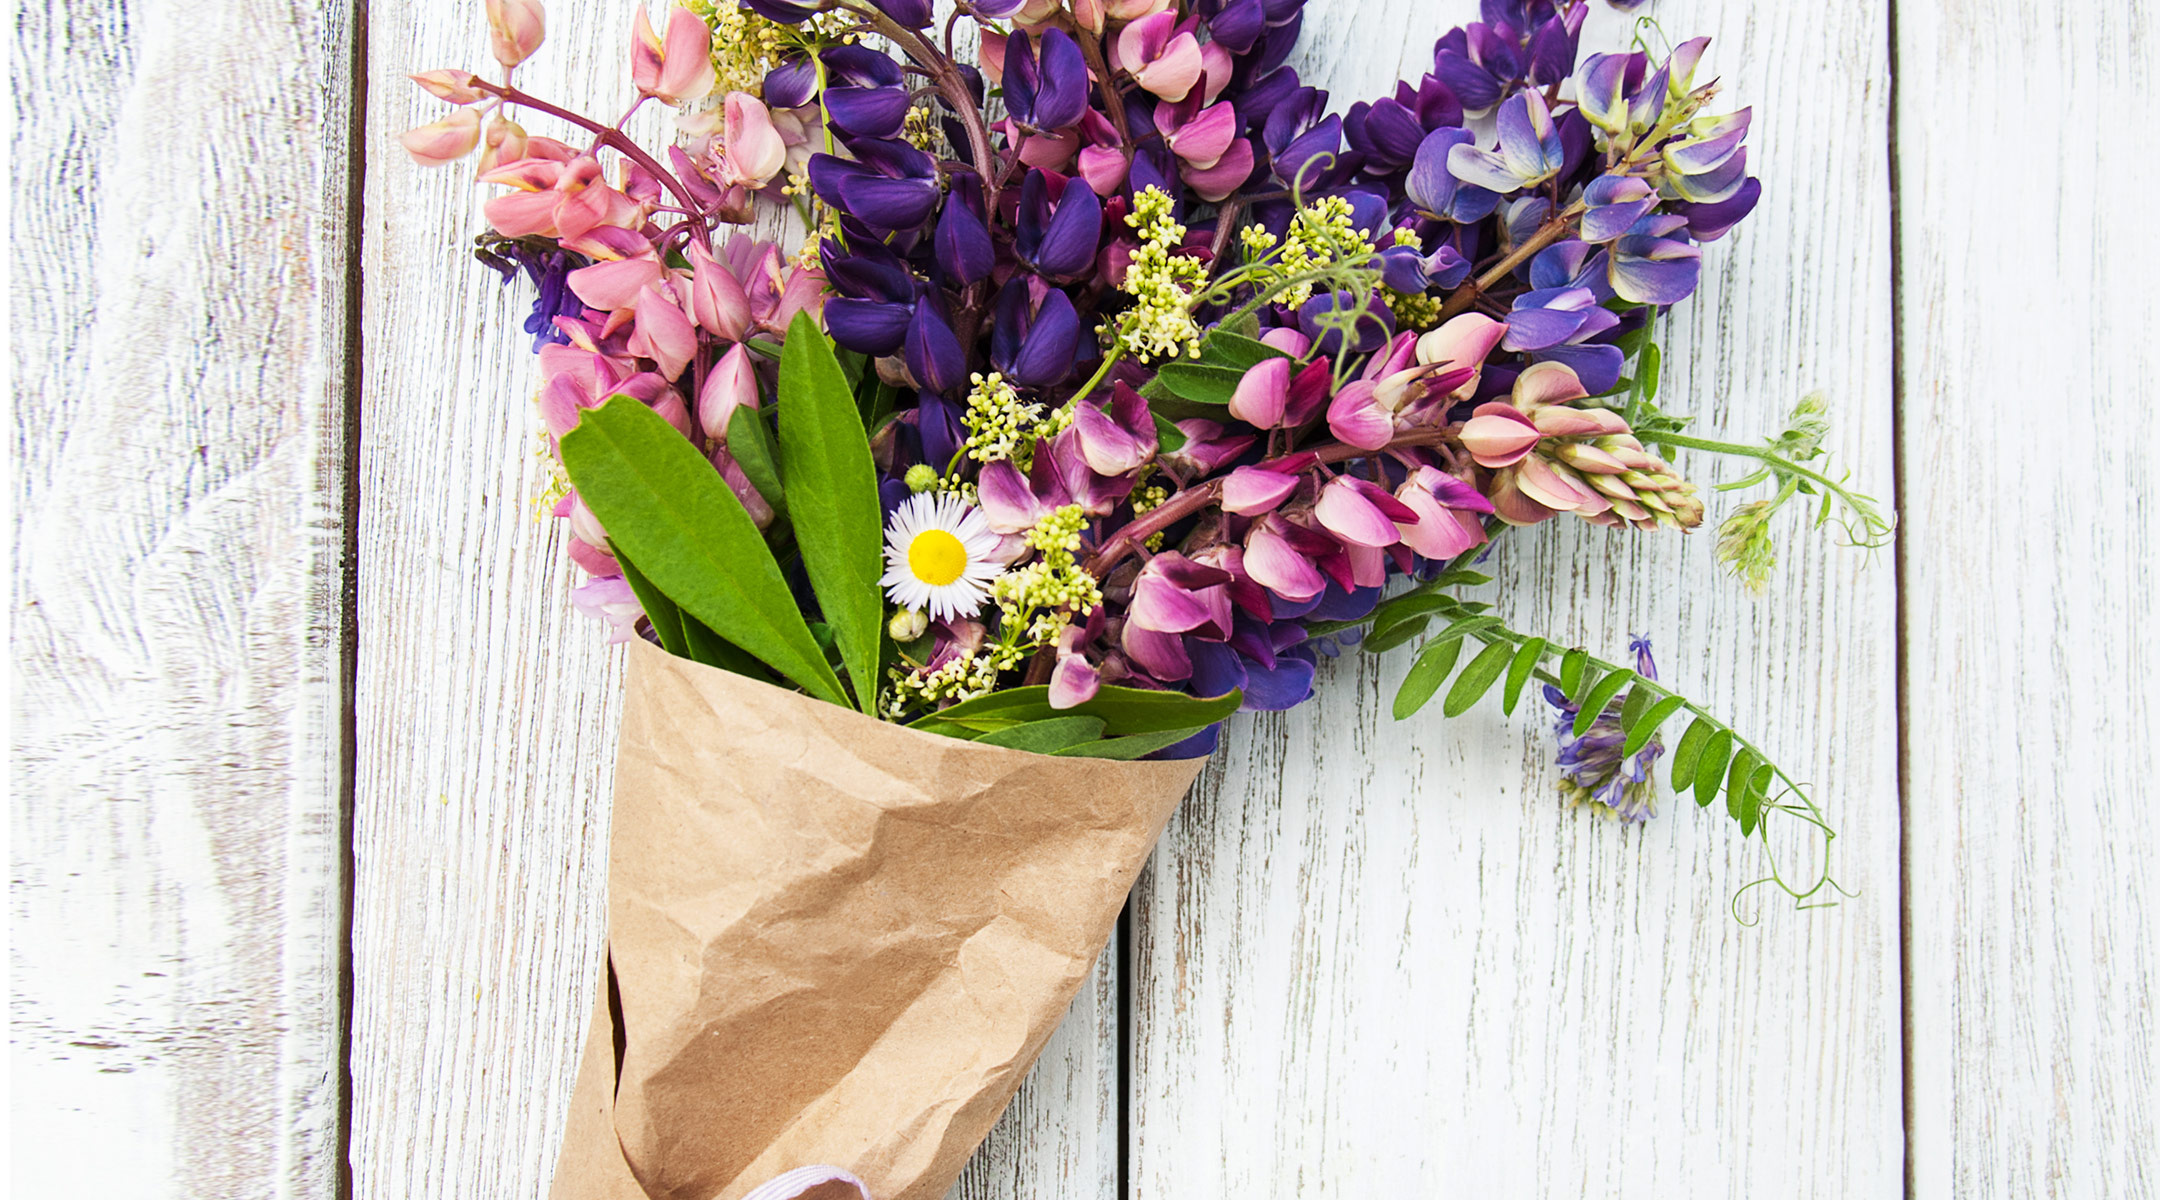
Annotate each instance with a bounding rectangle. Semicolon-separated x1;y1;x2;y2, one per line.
881;492;1007;624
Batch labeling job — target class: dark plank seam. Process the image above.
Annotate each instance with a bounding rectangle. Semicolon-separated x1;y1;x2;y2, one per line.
1885;1;1916;1195
336;2;371;1197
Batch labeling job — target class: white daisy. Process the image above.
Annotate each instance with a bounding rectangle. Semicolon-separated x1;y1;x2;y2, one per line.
880;492;1005;622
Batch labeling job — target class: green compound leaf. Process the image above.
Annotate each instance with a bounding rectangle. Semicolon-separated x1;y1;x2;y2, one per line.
1443;640;1514;718
559;395;847;707
1669;717;1714;790
1623;695;1689;760
1502;636;1547;715
1394;635;1465;720
1362;615;1432;655
1572;669;1635;737
776;312;885;714
1693;729;1734;810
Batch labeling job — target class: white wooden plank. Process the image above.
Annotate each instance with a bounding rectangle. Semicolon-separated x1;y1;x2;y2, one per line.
1130;2;1905;1194
9;0;354;1195
1896;4;2160;1196
351;6;1114;1197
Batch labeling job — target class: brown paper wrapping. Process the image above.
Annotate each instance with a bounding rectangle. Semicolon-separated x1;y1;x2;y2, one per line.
549;640;1206;1200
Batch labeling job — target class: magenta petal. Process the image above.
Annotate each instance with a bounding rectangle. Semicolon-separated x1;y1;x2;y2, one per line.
1121;622;1193;681
1314;478;1402;548
977;459;1048;533
1048;653;1102;708
1326;380;1392;450
1130;572;1214;633
1222;465;1300;516
1244;521;1327;602
1227;356;1291;428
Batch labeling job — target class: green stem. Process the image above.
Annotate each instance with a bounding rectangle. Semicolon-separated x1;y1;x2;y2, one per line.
1636;431;1879;518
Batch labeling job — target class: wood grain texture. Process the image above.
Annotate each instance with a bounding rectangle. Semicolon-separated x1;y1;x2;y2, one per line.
1130;2;1904;1195
1896;3;2160;1196
351;6;1114;1198
9;0;354;1195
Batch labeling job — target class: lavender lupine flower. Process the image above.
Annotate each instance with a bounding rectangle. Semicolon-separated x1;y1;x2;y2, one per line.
476;239;583;350
1447;90;1564;193
1542;638;1666;822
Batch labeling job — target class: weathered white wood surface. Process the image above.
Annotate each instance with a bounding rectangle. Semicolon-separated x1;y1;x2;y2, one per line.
1130;2;1904;1194
1897;4;2160;1197
352;7;1113;1199
9;0;354;1195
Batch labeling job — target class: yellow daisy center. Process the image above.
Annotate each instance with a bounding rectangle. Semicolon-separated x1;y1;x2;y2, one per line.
907;529;969;586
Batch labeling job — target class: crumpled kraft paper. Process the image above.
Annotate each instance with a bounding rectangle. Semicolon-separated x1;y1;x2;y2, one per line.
548;640;1207;1200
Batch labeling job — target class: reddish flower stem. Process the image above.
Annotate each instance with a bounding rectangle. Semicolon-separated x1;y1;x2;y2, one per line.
473;79;711;244
1083;426;1459;577
1434;202;1586;322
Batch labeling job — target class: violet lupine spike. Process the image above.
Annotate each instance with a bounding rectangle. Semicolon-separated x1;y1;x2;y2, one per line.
1542;637;1667;823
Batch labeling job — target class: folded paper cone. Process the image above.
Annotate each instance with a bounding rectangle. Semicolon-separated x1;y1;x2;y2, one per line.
549;641;1206;1200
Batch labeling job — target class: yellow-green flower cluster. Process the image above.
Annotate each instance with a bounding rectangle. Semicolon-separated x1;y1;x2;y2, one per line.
1107;186;1208;362
962;372;1046;465
1129;482;1169;551
685;3;805;96
1241;195;1376;310
990;504;1103;648
880;643;1023;717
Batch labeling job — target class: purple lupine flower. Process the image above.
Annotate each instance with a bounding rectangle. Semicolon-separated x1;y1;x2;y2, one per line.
1608;215;1702;305
477;239;583;351
820;45;912;139
904;302;965;394
807;137;941;231
1015;170;1103;279
988;280;1084;388
1504;286;1624;392
933;183;995;287
739;0;821;23
763;56;819;109
865;0;934;27
1542;637;1666;823
1448;89;1564;192
1406;128;1501;223
1005;28;1090;131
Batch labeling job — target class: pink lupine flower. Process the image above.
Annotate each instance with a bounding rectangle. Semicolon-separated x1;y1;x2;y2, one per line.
1071;383;1158;476
711;92;788;189
1166;101;1238;170
564;225;665;309
1113;13;1205;102
1068;0;1108;34
1221;463;1302;516
400;109;481;165
1049;619;1104;708
1160;419;1255;482
1259;327;1312;357
1127;552;1234;639
1244;514;1331;602
1227;357;1329;429
410;70;486;104
1394;466;1493;559
481;155;644;241
485;0;546;69
1325;380;1392;450
1314;476;1418;548
631;5;717;106
698;343;760;439
1459;403;1542;467
1105;0;1174;19
571;576;643;643
713;449;776;528
628;285;697;382
684;241;752;341
976;459;1050;534
476;113;529;175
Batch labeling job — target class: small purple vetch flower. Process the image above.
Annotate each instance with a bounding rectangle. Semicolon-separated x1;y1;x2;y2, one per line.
1542;637;1666;823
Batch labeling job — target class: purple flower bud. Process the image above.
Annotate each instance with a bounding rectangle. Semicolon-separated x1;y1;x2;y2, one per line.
1525;5;1586;86
1608;235;1702;306
867;0;934;27
739;0;821;24
904;303;965;394
1008;289;1082;387
1210;0;1270;54
824;297;913;356
1016;170;1103;279
1670;176;1761;242
934;193;995;286
1273;113;1345;193
825;86;913;139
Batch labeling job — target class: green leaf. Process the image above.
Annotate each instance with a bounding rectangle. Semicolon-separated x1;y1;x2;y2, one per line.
777;312;885;713
1501;636;1547;715
975;716;1108;753
1692;729;1733;809
1572;669;1635;737
558;395;847;706
1737;761;1775;835
1152;361;1248;405
1640;342;1662;402
613;547;688;658
1197;331;1288;371
1056;726;1205;759
1443;641;1513;717
1669;718;1714;790
1559;648;1589;697
1426;569;1494;589
1361;615;1431;655
1619;684;1653;732
1152;412;1188;454
726;404;786;519
678;614;776;681
1724;747;1761;825
922;684;1242;735
1219;310;1262;341
1622;694;1688;760
1394;635;1465;720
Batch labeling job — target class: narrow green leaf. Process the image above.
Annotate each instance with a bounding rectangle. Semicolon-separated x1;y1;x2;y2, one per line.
1361;615;1431;655
976;716;1108;754
1502;636;1547;715
1573;669;1635;737
1640;342;1663;402
1619;684;1653;732
1152;413;1188;453
725;404;786;519
679;614;777;682
1622;695;1688;760
1669;718;1714;790
1197;331;1288;370
1394;635;1465;720
558;396;846;706
1153;361;1248;405
1693;729;1733;809
1427;569;1494;589
908;719;984;742
777;312;885;713
1435;614;1504;643
1737;762;1775;835
1559;648;1589;697
1056;726;1204;759
1443;641;1513;717
613;548;688;658
1724;747;1761;825
922;684;1242;735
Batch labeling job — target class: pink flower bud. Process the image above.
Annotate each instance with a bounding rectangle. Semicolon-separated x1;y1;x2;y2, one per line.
1459;402;1542;468
485;0;546;68
686;241;752;340
1325;380;1392;450
410;70;486;104
699;343;760;440
476;112;528;175
714;92;786;189
1070;0;1107;34
628;285;697;382
399;109;482;166
1221;465;1299;516
1315;476;1417;548
1227;357;1291;428
632;5;717;105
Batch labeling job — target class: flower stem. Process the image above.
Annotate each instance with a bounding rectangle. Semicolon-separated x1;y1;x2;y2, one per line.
474;80;710;243
1435;201;1587;322
1634;430;1883;519
855;9;1001;210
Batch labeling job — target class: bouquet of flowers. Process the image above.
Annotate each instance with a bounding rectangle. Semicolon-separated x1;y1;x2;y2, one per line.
403;0;1888;1196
